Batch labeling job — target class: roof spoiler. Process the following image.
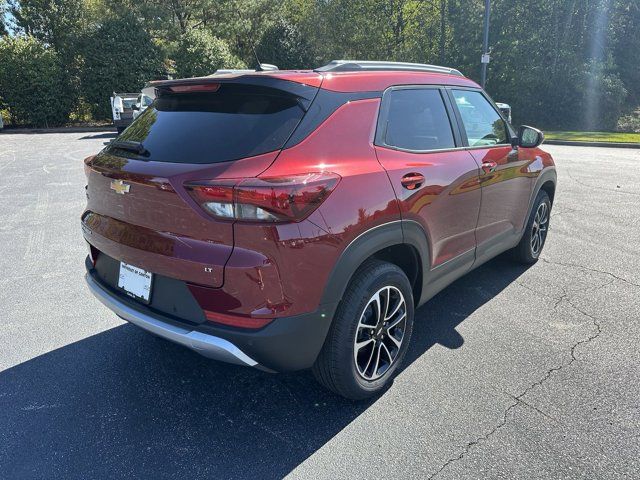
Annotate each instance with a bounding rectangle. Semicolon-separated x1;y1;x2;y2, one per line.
149;71;317;108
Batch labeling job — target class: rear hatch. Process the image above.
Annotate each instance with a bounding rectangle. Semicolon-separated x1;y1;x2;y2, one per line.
83;76;320;288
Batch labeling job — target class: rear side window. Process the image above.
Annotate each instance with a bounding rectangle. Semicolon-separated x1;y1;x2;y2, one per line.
113;84;305;164
382;89;455;151
452;90;508;146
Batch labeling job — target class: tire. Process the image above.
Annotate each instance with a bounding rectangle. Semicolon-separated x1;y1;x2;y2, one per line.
512;190;551;264
116;126;125;134
312;259;414;400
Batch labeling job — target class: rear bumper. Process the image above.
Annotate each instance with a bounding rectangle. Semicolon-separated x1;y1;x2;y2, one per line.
85;266;337;372
86;273;261;368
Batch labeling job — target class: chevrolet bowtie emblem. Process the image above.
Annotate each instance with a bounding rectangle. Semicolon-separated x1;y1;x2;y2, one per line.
110;179;130;195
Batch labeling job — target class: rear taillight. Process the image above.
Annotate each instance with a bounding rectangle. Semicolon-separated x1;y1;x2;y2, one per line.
185;179;236;219
185;173;340;223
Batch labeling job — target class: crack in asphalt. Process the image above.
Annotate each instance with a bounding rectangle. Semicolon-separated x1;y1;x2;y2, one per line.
427;265;615;479
549;205;580;222
565;169;640;197
510;395;564;426
541;257;640;289
514;280;556;301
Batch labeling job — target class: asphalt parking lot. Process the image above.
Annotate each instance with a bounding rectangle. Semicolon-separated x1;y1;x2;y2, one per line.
1;132;639;479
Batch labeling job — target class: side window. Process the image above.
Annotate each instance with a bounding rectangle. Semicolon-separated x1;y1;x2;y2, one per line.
452;90;508;147
383;89;455;151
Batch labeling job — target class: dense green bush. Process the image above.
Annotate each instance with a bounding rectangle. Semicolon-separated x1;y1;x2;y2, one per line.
616;108;640;133
582;67;627;131
79;13;164;120
0;35;74;127
257;18;316;69
175;30;244;79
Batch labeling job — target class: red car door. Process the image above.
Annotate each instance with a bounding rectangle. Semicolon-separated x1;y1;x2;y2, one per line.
374;87;481;274
448;88;534;262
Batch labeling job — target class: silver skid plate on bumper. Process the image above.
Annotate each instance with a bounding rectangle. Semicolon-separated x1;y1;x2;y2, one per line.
85;273;259;368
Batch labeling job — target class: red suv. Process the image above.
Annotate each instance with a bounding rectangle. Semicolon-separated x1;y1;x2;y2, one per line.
82;60;556;399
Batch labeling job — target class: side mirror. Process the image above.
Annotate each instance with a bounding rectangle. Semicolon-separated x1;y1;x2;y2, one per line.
517;125;544;148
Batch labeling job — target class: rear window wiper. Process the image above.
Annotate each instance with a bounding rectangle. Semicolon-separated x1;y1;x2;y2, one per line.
109;140;150;157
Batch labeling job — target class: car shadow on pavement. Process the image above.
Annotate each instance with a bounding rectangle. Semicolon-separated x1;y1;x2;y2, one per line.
0;257;528;479
405;256;529;363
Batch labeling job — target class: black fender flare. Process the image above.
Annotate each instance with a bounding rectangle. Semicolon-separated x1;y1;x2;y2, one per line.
401;220;431;303
319;220;431;308
526;167;557;222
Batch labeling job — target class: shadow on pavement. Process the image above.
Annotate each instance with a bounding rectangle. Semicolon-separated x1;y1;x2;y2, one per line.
0;257;528;479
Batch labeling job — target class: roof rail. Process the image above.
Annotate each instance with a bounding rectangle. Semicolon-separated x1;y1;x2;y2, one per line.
315;60;464;76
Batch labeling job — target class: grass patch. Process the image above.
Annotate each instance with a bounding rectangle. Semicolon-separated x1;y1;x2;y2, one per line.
545;131;640;143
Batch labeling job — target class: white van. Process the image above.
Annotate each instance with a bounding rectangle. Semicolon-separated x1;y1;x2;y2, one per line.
110;92;139;133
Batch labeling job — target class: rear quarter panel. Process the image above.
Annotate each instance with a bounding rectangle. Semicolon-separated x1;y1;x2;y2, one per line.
228;98;401;317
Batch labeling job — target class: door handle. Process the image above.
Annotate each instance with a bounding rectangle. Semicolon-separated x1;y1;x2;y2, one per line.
481;161;498;174
401;173;425;190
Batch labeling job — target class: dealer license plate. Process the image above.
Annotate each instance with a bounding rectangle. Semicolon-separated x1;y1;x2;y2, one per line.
118;262;152;303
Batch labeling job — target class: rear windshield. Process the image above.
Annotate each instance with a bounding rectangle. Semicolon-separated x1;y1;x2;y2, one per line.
112;84;306;164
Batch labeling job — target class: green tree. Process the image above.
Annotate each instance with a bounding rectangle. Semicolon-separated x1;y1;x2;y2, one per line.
96;0;209;42
209;0;281;63
1;0;639;130
0;35;74;126
8;0;94;120
79;13;164;119
291;0;447;65
256;17;316;69
8;0;86;52
175;29;244;78
610;0;640;107
0;1;8;36
445;0;634;130
582;62;627;131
